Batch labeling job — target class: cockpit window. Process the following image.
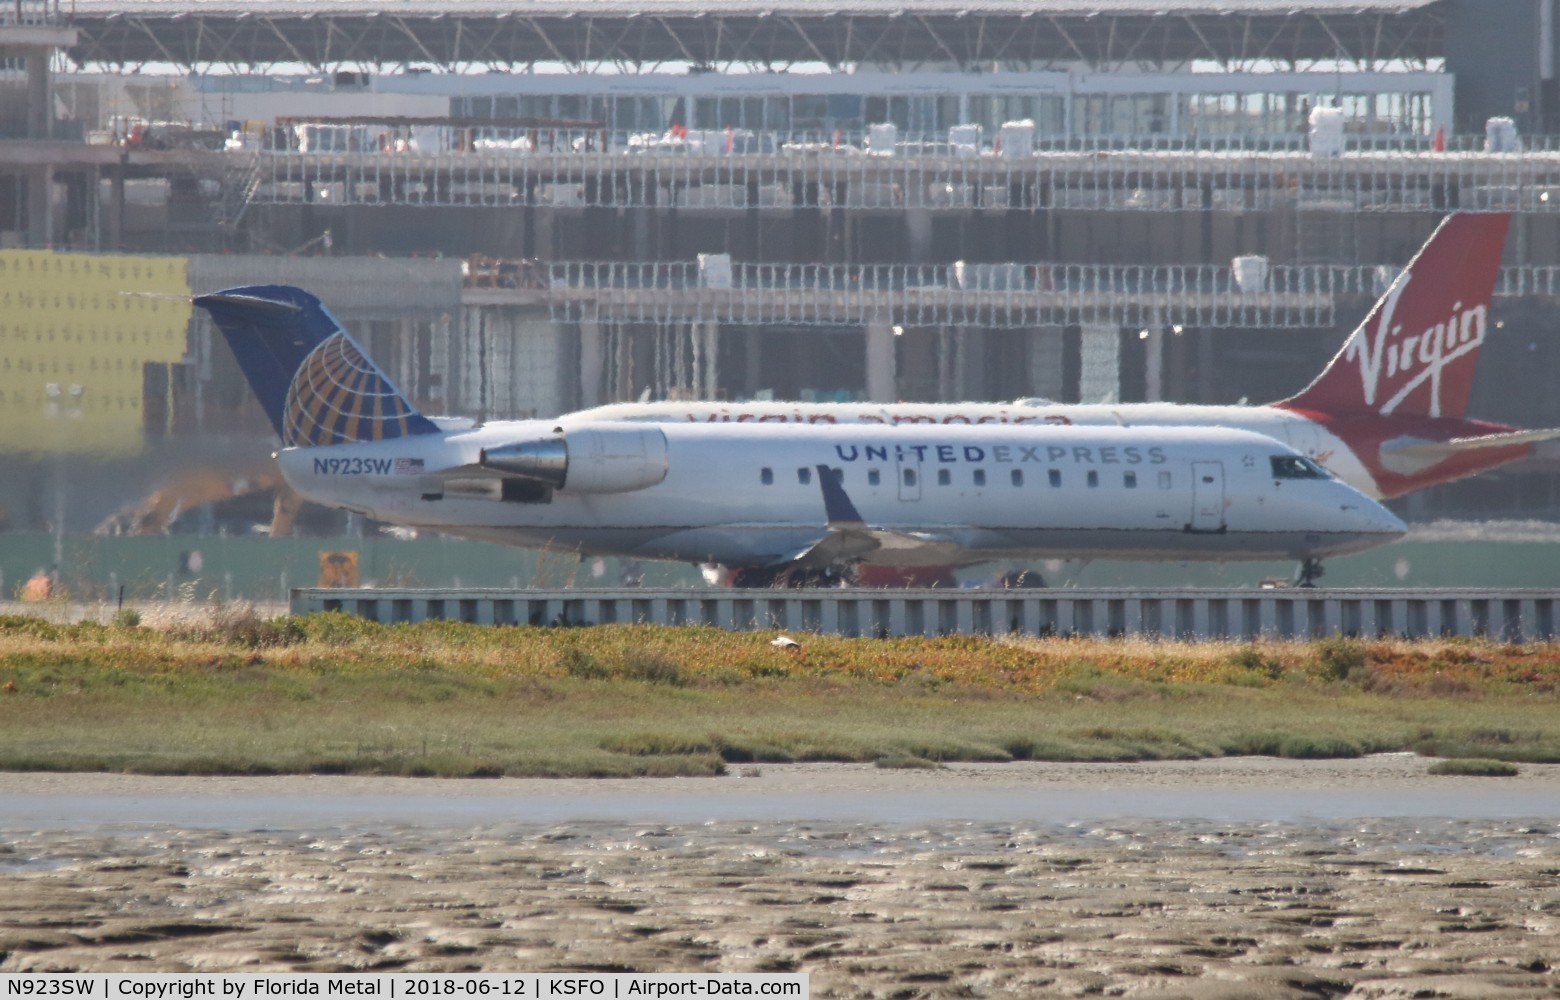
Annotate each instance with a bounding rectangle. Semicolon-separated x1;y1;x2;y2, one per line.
1270;455;1330;480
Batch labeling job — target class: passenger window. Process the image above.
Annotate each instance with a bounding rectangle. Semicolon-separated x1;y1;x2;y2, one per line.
937;468;951;486
868;469;881;486
903;469;917;486
761;467;773;485
1124;471;1137;488
797;467;812;485
1087;470;1099;488
973;469;986;487
1158;471;1172;489
1010;469;1023;487
1048;469;1061;487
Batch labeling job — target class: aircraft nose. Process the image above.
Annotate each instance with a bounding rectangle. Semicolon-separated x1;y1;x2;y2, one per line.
1355;500;1407;537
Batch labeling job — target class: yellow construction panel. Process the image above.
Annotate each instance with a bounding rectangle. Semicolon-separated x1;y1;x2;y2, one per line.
0;251;191;455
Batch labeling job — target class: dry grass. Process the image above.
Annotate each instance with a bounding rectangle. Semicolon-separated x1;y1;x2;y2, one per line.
0;610;1558;776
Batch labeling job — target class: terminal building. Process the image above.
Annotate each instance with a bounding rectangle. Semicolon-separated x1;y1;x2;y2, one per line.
5;0;1560;546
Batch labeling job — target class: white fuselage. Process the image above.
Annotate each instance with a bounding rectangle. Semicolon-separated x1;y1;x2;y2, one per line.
278;421;1403;568
570;400;1377;497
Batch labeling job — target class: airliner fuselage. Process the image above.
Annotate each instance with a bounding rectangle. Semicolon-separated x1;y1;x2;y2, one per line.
279;421;1403;568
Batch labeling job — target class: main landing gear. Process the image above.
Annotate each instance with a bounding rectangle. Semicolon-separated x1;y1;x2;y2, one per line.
729;565;856;589
1295;558;1325;589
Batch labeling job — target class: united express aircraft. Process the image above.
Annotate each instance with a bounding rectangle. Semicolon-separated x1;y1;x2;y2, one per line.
196;286;1403;587
574;213;1553;503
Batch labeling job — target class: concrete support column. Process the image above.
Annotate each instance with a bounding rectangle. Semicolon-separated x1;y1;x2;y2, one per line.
27;165;52;247
578;303;604;409
905;208;934;263
1197;329;1216;402
26;48;49;140
1144;322;1164;403
1027;325;1065;400
954;328;985;400
701;322;719;398
937;328;955;401
685;322;713;398
744;328;762;397
865;321;897;402
1078;323;1120;404
109;154;127;251
614;325;635;401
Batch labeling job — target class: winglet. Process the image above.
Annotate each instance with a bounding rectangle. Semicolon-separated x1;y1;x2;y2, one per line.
816;464;865;525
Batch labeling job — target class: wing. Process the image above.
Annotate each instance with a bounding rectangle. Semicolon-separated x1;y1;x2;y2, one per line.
776;464;970;569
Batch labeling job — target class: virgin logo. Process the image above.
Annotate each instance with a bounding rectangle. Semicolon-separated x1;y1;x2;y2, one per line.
1344;274;1487;418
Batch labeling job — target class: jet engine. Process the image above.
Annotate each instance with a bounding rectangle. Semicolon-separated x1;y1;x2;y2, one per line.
480;426;669;494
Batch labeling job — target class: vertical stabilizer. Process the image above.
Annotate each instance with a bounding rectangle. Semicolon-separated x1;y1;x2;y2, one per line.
195;284;439;447
1281;212;1510;419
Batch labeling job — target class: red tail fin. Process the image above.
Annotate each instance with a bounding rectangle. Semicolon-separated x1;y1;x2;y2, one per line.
1281;212;1510;419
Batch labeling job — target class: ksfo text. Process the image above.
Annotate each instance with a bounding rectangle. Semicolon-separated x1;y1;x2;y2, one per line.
2;976;806;1000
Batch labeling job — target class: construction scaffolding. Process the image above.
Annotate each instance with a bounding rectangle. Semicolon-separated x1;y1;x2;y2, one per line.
246;138;1560;215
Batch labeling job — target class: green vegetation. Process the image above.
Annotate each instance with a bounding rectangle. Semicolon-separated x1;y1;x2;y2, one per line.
1427;758;1521;777
0;610;1558;777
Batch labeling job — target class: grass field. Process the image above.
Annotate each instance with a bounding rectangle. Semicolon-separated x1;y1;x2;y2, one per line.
2;607;1559;777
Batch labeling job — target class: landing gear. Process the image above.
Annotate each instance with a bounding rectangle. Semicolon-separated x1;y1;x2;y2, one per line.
730;566;783;589
728;565;856;589
1296;557;1325;589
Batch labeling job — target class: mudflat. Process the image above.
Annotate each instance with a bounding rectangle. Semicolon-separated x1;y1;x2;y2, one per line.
3;761;1560;997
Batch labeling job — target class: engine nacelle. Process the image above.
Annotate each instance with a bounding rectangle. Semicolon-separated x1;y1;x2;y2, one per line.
480;426;669;494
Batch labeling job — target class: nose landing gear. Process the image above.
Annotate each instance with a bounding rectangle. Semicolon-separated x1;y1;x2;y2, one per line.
1296;557;1325;589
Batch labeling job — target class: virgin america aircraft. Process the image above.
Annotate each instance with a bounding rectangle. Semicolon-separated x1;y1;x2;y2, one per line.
573;213;1552;504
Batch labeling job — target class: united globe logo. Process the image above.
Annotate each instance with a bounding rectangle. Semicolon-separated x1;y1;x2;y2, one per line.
282;332;423;447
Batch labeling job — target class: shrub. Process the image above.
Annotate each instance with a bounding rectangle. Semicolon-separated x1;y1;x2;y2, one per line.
874;754;943;770
1428;758;1519;777
1315;636;1367;681
112;607;142;629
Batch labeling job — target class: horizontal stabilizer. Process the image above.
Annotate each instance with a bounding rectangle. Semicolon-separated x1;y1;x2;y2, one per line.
1378;429;1560;475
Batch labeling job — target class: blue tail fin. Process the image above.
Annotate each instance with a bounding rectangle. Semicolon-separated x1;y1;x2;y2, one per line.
195;284;440;447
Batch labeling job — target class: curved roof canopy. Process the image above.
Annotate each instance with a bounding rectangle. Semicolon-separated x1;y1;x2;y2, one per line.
62;0;1446;71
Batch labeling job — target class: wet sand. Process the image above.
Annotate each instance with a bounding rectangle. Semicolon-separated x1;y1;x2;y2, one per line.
3;761;1560;997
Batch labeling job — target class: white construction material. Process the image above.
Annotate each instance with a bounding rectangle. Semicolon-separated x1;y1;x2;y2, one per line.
998;119;1035;158
866;122;898;156
1308;106;1345;159
1485;116;1520;152
697;252;733;288
948;123;982;157
1232;255;1270;293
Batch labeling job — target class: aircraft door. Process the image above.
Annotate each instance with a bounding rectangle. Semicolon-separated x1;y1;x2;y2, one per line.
1190;461;1225;532
897;457;922;501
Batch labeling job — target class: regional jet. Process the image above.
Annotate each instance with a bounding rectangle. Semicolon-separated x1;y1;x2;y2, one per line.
196;286;1404;587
